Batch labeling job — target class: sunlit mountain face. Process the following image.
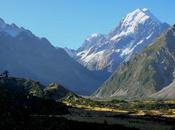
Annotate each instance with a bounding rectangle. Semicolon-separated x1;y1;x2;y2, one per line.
67;8;169;73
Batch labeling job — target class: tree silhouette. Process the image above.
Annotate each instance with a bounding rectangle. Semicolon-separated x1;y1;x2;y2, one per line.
2;70;9;78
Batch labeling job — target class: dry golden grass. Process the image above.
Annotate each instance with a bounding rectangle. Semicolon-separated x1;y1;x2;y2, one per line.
129;110;146;116
63;100;175;119
63;101;128;113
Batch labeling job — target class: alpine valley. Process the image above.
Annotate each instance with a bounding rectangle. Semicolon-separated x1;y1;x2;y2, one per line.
1;6;175;130
0;18;107;95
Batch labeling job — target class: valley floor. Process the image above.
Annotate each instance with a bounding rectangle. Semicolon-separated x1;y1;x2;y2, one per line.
2;99;175;130
57;97;175;130
29;107;175;130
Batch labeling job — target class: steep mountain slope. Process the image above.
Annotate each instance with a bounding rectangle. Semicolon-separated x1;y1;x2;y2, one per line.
151;80;175;100
0;18;104;95
64;47;77;58
76;8;169;72
94;24;175;100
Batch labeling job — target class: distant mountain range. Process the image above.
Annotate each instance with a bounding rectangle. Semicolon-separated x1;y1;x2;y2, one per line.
94;24;175;100
1;8;175;100
0;18;105;95
66;8;169;72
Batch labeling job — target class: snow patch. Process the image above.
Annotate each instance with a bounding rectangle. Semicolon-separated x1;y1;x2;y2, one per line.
146;32;153;39
120;48;132;57
111;8;151;41
81;50;105;63
86;33;100;41
142;8;148;12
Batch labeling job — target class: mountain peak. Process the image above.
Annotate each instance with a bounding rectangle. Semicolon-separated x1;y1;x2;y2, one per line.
110;8;161;41
123;8;157;26
0;18;6;28
125;8;159;23
0;17;26;37
76;8;169;72
142;8;148;11
86;33;102;41
94;23;175;100
133;8;149;13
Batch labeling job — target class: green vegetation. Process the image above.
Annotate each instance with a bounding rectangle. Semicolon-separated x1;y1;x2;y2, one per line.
44;83;75;100
0;77;71;129
0;77;45;98
62;94;175;111
1;77;175;130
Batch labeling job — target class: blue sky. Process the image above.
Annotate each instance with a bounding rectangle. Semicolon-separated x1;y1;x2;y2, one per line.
0;0;174;49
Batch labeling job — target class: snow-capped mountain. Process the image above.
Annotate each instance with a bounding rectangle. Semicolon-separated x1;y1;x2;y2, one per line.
93;24;175;100
75;8;169;72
